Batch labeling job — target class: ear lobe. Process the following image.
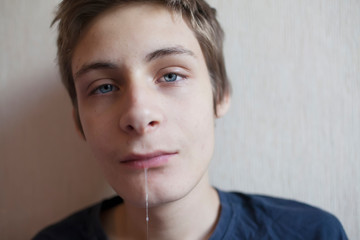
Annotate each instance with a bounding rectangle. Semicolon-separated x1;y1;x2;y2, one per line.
215;93;231;118
72;108;86;140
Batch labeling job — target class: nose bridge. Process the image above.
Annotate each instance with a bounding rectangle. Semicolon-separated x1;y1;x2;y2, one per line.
119;77;162;134
127;80;150;108
124;76;156;113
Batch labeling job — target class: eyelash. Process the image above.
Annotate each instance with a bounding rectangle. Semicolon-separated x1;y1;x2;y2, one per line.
92;84;118;95
158;72;186;83
89;71;187;95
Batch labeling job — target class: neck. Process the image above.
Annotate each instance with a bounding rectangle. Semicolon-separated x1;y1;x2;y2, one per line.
104;173;221;240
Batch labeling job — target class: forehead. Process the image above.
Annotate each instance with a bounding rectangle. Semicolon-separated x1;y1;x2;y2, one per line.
71;3;204;73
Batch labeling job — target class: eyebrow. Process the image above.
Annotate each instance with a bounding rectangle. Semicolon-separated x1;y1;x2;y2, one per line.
145;46;196;62
74;46;195;79
74;62;118;80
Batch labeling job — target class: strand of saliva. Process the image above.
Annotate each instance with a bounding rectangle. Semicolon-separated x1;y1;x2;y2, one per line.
145;168;149;240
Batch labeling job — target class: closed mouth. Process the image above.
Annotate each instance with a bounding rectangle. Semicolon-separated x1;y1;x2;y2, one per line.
120;151;177;168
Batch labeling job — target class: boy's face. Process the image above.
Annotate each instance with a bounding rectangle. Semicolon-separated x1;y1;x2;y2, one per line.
72;3;227;207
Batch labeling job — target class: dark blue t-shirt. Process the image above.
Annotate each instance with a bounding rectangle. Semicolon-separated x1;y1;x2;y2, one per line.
211;191;347;239
33;190;348;239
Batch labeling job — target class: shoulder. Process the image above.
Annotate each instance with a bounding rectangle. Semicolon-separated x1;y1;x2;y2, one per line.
217;190;348;239
32;196;122;240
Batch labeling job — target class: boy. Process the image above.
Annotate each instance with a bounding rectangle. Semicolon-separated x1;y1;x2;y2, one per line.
34;0;347;239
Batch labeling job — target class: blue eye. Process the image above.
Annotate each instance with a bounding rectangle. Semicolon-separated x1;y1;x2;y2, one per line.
95;84;115;94
163;73;178;82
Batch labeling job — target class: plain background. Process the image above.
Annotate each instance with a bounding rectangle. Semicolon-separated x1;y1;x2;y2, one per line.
0;0;359;239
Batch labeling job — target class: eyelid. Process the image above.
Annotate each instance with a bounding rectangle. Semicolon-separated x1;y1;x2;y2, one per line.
87;79;118;95
92;84;118;95
156;67;190;83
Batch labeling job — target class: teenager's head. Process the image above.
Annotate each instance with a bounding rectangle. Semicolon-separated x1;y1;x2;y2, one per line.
52;0;231;133
52;1;231;207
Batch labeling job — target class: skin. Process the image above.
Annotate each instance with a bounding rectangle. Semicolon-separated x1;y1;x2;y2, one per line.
72;3;230;240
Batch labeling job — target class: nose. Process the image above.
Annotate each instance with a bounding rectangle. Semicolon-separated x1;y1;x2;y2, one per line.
119;84;163;135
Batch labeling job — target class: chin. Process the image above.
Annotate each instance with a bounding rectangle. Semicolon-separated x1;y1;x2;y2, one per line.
147;174;206;208
112;176;197;209
148;189;189;208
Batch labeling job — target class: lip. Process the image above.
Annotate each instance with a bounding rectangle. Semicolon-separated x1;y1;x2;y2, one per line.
120;151;177;169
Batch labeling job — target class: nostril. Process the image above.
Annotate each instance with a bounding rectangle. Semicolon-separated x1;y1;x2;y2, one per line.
121;120;160;134
126;125;135;131
149;121;157;127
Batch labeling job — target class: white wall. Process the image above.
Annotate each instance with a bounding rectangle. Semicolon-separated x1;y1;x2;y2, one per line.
1;0;359;239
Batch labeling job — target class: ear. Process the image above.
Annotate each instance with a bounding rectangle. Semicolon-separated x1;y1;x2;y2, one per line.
215;93;231;118
72;108;86;140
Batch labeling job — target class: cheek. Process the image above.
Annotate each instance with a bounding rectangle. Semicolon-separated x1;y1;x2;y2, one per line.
176;88;215;156
196;110;215;156
78;106;119;159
